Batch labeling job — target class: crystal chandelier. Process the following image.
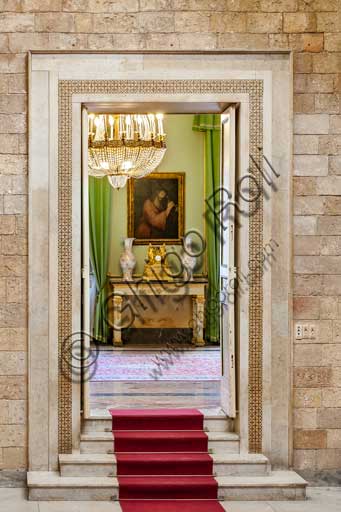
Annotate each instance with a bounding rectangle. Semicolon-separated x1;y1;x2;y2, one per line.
88;113;167;189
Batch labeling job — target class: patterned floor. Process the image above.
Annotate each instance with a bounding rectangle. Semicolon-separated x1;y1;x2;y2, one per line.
90;349;221;382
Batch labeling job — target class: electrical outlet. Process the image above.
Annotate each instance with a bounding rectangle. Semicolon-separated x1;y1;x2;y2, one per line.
309;324;316;339
295;324;303;340
303;324;310;339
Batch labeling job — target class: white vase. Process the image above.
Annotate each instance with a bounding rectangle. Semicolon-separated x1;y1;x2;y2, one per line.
120;238;136;281
181;236;196;281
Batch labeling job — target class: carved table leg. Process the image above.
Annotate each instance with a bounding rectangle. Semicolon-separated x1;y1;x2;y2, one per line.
112;295;123;346
196;295;205;346
192;295;205;346
191;296;197;345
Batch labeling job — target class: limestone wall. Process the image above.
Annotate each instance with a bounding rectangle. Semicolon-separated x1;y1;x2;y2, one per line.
0;0;340;482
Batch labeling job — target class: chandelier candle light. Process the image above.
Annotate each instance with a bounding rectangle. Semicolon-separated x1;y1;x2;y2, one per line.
88;113;167;189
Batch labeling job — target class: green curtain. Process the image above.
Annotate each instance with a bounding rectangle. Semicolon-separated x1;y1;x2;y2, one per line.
193;114;221;343
89;176;112;343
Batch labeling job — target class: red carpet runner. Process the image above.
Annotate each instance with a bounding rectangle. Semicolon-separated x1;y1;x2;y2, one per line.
109;408;225;512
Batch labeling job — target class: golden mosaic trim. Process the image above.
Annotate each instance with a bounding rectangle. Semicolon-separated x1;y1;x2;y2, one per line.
58;79;263;454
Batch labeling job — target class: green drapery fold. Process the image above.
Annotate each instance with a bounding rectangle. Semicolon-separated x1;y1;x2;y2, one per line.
193;114;221;343
89;176;112;343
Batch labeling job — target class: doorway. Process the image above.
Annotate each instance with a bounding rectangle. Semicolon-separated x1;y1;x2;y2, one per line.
81;106;239;421
29;52;294;469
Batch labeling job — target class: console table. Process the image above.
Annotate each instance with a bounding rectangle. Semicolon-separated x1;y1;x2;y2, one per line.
108;276;208;347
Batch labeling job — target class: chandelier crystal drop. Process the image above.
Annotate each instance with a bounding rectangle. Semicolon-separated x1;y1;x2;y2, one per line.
88;113;167;189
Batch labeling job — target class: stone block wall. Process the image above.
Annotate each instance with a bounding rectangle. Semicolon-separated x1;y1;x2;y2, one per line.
0;0;340;483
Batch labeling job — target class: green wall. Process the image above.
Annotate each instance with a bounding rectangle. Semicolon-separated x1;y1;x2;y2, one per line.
108;114;205;275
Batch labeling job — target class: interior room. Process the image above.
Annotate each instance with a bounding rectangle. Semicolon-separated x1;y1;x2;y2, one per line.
84;109;234;417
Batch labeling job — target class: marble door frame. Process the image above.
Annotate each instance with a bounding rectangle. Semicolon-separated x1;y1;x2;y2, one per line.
28;51;292;472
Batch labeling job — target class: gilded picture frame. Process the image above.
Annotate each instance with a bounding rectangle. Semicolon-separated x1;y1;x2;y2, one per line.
128;172;185;245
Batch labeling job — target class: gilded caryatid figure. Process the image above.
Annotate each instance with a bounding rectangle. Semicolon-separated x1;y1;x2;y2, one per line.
147;243;156;265
160;243;167;262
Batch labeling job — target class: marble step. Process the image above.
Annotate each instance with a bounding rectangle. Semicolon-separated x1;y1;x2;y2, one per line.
83;411;234;433
59;452;270;477
27;472;118;501
90;381;221;410
79;431;240;454
217;471;307;501
27;470;307;501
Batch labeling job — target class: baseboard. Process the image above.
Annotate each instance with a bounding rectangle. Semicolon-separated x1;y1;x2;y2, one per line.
122;328;193;344
120;328;220;346
296;469;341;486
0;470;27;487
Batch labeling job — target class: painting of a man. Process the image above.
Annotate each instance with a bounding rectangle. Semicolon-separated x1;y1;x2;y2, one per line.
136;188;177;239
128;173;184;244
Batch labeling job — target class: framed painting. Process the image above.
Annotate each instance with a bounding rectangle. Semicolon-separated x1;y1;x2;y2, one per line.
128;172;185;245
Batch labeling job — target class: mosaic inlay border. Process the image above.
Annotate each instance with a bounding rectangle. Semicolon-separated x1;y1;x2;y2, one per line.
58;79;263;454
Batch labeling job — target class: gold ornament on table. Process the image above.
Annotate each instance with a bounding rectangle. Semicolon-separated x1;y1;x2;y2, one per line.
143;243;172;281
